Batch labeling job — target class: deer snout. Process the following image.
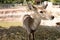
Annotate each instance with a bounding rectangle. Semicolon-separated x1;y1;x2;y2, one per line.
51;16;54;20
56;22;60;25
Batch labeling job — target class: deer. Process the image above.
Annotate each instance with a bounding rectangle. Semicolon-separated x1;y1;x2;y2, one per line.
23;4;54;40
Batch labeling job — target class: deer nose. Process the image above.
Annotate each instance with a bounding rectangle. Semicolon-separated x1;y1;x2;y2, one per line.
56;22;60;25
51;16;54;19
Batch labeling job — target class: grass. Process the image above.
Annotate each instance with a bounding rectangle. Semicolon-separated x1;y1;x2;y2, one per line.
0;25;60;40
0;26;28;40
35;26;60;40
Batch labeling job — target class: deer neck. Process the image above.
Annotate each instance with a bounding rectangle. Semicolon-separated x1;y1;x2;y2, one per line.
31;12;41;19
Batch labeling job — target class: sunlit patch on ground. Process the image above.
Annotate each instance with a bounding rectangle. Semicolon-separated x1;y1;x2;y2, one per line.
0;21;23;28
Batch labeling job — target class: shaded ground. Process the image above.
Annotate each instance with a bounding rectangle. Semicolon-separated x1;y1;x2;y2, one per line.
0;26;60;40
35;26;60;40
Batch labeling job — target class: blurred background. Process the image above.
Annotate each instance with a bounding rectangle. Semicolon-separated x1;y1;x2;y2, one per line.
0;0;60;4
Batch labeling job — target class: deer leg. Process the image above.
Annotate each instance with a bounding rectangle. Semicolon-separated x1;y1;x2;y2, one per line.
28;33;31;40
32;32;35;40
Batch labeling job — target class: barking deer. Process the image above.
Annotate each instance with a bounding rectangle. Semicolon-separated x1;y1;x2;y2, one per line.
23;4;54;40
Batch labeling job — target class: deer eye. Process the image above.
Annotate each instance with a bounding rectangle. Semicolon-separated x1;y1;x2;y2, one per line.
40;11;43;13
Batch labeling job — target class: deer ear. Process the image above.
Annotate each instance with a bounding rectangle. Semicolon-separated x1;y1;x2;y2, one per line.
32;5;37;10
28;3;37;10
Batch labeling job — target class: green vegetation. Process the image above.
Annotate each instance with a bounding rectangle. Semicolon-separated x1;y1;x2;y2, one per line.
0;0;23;4
0;0;60;4
0;0;31;4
